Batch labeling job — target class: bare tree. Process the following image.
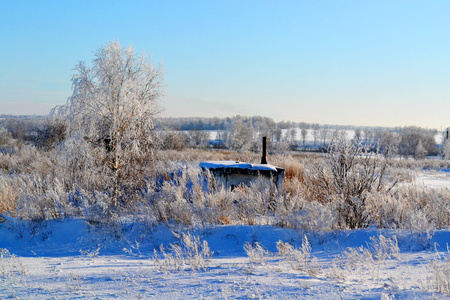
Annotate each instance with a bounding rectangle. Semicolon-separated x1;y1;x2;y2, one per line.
301;127;308;146
312;124;320;146
287;128;297;146
188;130;210;148
319;127;329;146
160;131;189;150
55;41;163;206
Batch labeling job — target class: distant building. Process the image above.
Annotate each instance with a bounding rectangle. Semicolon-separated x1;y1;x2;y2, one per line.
201;137;284;190
208;139;225;148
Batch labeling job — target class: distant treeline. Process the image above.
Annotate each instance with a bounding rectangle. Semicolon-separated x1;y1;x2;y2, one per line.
158;116;395;132
0;115;45;141
160;116;336;131
0;114;445;159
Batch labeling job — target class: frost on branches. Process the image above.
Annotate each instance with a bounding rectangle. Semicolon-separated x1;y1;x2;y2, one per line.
53;41;164;207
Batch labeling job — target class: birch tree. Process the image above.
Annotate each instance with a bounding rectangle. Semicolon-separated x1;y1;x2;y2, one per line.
56;41;163;206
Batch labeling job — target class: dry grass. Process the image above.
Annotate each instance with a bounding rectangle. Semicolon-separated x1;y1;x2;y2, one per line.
0;145;449;232
0;178;18;215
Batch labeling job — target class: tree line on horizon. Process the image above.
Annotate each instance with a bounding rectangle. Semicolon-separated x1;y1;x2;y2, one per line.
0;110;445;160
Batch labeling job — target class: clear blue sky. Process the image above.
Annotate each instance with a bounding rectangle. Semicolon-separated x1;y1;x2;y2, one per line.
1;1;450;129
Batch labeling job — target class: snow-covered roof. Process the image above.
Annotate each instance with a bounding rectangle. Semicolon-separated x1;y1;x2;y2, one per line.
199;161;279;172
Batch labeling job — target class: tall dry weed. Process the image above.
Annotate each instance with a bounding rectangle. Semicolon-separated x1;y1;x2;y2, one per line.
0;177;18;214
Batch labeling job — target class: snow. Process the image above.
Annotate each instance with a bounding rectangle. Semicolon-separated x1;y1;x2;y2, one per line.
200;161;279;172
0;218;449;299
414;170;450;189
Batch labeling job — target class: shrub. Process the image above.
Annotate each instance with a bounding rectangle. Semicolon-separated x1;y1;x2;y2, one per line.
306;138;392;228
276;236;318;275
430;248;450;294
244;242;269;266
0;127;12;146
0;248;27;277
0;177;18;215
153;232;213;272
331;234;399;280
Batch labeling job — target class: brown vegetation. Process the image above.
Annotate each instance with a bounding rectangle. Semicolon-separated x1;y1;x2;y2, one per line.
0;137;449;234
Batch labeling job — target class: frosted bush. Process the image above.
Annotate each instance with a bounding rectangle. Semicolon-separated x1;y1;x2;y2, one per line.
229;178;278;225
0;144;54;176
152;173;196;225
365;192;405;229
153;232;213;272
0;249;27;278
296;200;337;231
153;244;183;272
276;236;318;275
0;177;18;214
333;235;399;280
306;137;392;229
244;242;269;266
400;209;434;248
369;235;399;261
422;189;450;229
149;166;220;226
71;189;110;224
430;248;450;294
15;174;70;221
0;127;11;146
340;246;375;279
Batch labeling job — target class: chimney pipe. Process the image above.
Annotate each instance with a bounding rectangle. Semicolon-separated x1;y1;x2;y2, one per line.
261;136;267;164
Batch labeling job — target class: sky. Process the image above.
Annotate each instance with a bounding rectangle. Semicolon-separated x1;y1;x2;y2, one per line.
1;1;450;129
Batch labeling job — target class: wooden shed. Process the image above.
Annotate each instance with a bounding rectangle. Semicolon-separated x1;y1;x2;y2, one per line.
199;161;284;190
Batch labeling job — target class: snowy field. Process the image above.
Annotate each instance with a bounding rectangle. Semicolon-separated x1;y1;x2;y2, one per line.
0;171;449;299
414;169;450;190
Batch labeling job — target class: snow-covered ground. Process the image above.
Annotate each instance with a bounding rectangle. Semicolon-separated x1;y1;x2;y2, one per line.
0;171;449;299
0;219;449;299
414;168;450;189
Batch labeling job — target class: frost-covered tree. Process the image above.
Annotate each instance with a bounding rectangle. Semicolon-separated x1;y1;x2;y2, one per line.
188;130;210;148
415;139;427;160
378;130;399;158
55;41;163;206
397;126;438;159
228;117;254;151
353;127;362;143
363;128;373;145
